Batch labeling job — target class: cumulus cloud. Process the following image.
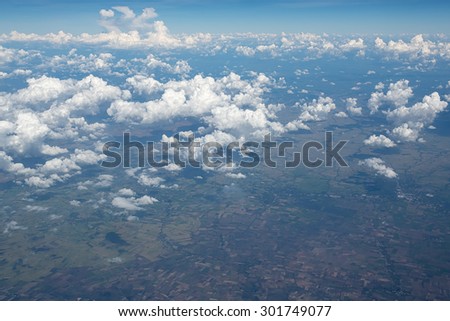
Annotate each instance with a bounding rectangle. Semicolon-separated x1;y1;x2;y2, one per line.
109;72;286;139
0;45;15;64
111;195;158;211
118;188;135;197
0;151;34;176
126;54;191;77
391;123;421;142
368;79;413;113
1;75;127;152
41;145;68;156
0;73;130;188
49;50;115;74
138;173;165;187
345;98;362;115
386;92;447;127
298;96;336;122
335;111;348;118
77;174;114;190
70;149;105;165
367;79;448;142
359;157;398;179
375;34;450;61
340;38;365;51
284;97;335;131
235;46;256;56
363;134;397;148
387;92;448;141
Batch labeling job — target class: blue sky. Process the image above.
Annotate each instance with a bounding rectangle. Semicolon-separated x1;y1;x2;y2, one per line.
0;0;449;34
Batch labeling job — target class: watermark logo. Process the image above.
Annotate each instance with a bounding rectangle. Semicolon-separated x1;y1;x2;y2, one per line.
101;132;348;169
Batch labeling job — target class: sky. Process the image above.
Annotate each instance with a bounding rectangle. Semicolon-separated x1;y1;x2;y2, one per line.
0;0;449;34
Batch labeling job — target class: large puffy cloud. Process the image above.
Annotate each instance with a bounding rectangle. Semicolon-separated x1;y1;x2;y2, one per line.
1;75;128;155
346;98;362;115
368;80;448;142
285;96;336;131
0;74;128;187
391;123;421;142
340;38;365;56
375;34;450;60
0;151;34;176
386;92;448;127
0;45;20;65
108;72;285;139
298;96;336;121
368;80;413;113
387;92;447;142
359;158;398;179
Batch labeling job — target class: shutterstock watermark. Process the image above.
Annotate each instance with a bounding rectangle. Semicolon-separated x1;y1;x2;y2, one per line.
101;132;348;169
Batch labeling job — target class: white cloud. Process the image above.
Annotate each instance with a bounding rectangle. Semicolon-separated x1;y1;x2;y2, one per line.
96;174;114;187
25;176;59;188
99;6;156;33
0;45;15;64
41;145;68;156
137;173;165;187
386;92;447;127
225;172;246;179
363;134;397;148
346;97;362;115
40;157;80;175
111;197;142;211
49;50;115;73
235;46;255;56
111;195;158;211
340;38;365;51
0;73;131;188
335;111;348;118
387;92;448;142
375;34;450;61
118;188;135;197
0;151;34;176
1;7;211;49
99;9;114;18
368;79;413;113
359;158;398;179
391;123;421;142
164;163;182;171
109;72;285;139
70;149;104;165
286;96;342;131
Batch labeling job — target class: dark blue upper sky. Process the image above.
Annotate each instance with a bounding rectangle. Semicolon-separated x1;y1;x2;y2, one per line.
0;0;449;34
